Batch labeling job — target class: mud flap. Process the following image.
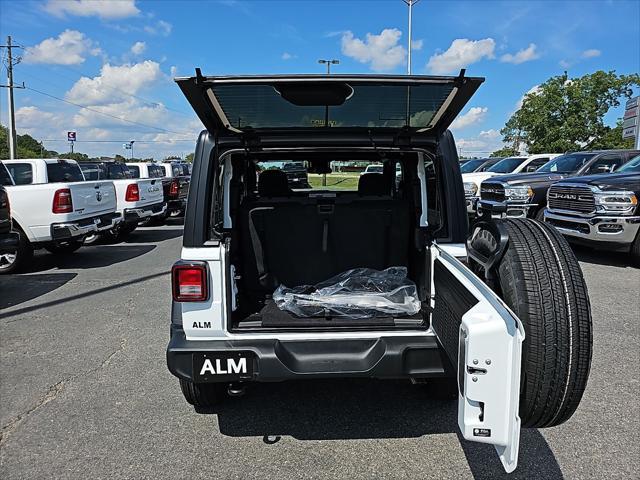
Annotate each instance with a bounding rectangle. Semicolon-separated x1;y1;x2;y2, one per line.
433;246;525;473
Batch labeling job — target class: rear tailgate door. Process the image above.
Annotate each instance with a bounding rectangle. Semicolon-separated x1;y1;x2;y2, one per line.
136;178;164;206
431;246;524;473
176;73;484;141
70;181;117;217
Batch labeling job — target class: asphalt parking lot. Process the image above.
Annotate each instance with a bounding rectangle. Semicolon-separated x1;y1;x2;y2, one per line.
0;222;638;480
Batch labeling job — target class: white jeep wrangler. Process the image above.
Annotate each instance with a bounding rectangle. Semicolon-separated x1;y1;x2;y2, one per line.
167;72;592;473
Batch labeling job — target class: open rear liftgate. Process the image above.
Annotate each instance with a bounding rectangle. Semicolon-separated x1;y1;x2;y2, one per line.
432;246;524;473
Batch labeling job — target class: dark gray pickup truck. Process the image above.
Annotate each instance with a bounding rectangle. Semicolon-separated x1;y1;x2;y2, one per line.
544;154;640;262
479;149;640;220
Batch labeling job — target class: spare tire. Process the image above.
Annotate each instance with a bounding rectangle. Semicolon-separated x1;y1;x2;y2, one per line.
469;218;592;428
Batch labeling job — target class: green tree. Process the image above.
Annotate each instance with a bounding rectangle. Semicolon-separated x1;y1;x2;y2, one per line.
1;125;54;158
58;152;90;162
501;71;640;154
490;147;519;157
185;153;194;163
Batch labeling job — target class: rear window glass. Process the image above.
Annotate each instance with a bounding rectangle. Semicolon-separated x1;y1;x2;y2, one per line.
0;163;13;186
6;163;33;185
147;165;163;178
211;81;455;130
47;162;84;183
79;164;105;180
256;160;402;192
106;164;133;179
128;165;141;178
159;165;168;176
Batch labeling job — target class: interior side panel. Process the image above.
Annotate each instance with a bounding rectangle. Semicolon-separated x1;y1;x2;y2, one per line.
432;258;479;367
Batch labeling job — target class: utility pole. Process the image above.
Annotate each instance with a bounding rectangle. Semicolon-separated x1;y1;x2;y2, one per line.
318;59;339;75
403;0;420;75
1;36;25;160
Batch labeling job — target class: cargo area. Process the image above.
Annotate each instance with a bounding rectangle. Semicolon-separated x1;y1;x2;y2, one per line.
223;150;439;332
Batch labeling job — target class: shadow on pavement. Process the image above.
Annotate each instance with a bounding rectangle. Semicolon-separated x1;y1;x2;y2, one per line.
0;270;168;319
207;379;563;479
164;216;185;226
22;244;156;273
124;228;183;244
0;272;77;310
572;244;634;268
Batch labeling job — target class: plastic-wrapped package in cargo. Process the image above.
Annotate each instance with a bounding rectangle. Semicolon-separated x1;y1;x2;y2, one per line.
273;267;421;319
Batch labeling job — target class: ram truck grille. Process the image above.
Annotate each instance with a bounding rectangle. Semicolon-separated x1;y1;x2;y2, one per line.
480;183;505;202
548;184;595;214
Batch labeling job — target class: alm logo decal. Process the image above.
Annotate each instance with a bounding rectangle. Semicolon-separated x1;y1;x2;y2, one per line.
200;357;247;375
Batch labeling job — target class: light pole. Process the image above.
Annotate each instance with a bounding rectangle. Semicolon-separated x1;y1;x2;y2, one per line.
402;0;421;75
318;59;339;75
129;140;135;160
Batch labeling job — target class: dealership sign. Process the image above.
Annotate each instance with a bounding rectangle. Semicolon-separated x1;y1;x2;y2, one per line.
67;131;76;142
622;97;638;140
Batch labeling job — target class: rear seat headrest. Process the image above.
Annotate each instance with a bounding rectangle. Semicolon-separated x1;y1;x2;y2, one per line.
258;169;290;197
358;173;389;196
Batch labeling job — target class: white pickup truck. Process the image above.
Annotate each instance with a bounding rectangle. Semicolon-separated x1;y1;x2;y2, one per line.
0;159;119;273
78;161;166;242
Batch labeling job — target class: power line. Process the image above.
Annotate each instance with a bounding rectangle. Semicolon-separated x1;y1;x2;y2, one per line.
42;139;194;143
24;85;194;137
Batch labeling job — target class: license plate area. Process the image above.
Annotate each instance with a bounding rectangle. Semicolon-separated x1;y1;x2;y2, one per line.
193;351;255;382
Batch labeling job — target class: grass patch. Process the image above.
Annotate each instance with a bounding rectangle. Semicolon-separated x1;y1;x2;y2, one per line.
307;173;360;190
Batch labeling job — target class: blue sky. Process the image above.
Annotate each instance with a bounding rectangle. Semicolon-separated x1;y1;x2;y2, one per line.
0;0;638;158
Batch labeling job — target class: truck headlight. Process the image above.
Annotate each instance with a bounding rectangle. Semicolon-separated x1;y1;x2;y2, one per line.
464;182;478;197
504;185;534;202
594;191;637;214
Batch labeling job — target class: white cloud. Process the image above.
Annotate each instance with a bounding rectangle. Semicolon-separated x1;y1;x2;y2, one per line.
427;38;495;74
559;59;571;69
44;0;140;19
130;41;146;55
170;65;178;77
71;99;168;129
515;84;541;110
15;106;62;127
281;52;296;60
581;48;601;59
66;61;163;105
341;28;407;72
411;39;423;51
500;43;540;64
479;129;500;139
24;30;98;65
144;20;172;36
451;107;488;129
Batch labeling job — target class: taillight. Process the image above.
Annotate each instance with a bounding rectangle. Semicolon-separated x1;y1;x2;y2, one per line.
125;183;140;201
52;188;73;213
172;262;208;302
169;180;179;197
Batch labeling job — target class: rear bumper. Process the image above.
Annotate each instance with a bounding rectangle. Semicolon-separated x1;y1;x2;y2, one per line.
167;198;186;212
0;232;19;253
51;212;120;241
167;325;450;383
544;211;640;249
123;202;167;223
